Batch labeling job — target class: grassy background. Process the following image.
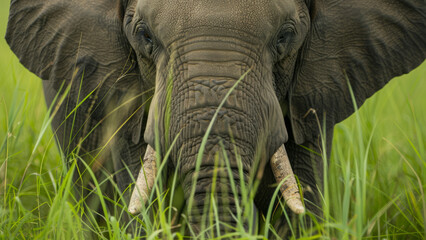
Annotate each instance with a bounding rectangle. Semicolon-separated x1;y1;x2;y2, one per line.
0;0;425;239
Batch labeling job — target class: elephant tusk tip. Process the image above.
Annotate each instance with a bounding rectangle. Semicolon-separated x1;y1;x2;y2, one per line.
127;145;157;216
128;203;141;215
291;205;305;215
271;145;305;215
287;198;305;215
128;208;136;215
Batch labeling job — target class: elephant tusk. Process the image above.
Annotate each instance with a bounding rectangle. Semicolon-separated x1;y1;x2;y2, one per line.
271;145;305;214
128;145;157;215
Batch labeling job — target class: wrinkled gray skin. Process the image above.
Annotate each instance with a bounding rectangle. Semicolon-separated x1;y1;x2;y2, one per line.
6;0;426;237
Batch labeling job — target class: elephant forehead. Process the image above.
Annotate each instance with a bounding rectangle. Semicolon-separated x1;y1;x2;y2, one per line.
137;0;297;43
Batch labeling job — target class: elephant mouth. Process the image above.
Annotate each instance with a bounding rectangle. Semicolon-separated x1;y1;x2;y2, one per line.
128;144;305;215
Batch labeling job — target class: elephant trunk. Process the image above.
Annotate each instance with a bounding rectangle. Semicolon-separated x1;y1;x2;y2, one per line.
181;146;248;234
166;55;269;233
130;42;304;234
171;80;255;233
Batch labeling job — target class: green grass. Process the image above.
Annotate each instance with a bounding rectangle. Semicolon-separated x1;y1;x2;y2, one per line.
1;1;425;239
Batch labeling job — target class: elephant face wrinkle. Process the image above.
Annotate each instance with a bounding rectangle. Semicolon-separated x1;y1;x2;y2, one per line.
165;69;286;160
131;1;305;161
135;0;304;47
127;2;303;230
142;39;288;156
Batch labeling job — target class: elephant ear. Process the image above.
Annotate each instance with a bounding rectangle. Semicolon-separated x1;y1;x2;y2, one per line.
290;0;426;144
6;0;145;169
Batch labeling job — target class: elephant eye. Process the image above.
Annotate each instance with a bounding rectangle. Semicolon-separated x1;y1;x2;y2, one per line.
135;23;154;56
277;32;290;45
276;26;295;58
139;28;152;43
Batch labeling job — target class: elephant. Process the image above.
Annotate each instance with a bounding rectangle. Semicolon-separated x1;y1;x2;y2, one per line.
5;0;426;238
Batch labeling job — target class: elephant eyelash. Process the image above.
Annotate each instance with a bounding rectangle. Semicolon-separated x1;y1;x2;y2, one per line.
133;22;153;41
278;22;296;39
138;27;153;43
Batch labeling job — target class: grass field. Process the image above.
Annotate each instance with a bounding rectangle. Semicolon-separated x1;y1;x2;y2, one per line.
1;1;425;239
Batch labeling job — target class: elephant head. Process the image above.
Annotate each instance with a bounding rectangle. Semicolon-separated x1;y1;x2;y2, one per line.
6;0;425;236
